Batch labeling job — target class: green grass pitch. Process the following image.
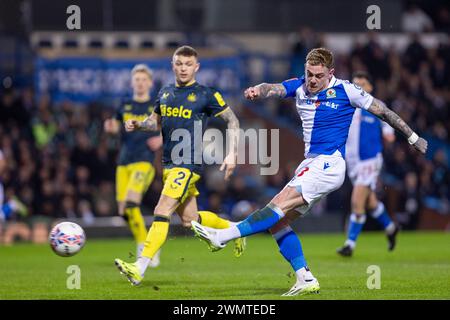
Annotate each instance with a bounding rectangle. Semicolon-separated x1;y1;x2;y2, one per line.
1;232;449;300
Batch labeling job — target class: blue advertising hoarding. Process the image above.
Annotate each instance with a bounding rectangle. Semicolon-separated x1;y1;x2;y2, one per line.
35;54;243;104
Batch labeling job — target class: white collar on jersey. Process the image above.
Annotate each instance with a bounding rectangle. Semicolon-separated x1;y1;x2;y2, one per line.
326;76;337;89
305;76;337;97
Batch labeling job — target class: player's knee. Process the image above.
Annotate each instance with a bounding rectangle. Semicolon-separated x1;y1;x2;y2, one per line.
351;199;365;214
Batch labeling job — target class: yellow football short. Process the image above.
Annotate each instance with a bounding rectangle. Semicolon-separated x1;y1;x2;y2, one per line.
161;167;200;204
116;162;156;202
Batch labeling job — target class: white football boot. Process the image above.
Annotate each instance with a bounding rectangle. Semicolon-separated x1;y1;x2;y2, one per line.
282;269;320;296
191;221;226;252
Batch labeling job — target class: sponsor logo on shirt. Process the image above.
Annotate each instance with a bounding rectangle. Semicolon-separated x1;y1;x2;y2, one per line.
160;105;192;118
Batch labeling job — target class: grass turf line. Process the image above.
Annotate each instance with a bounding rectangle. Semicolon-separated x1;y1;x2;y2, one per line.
0;232;449;299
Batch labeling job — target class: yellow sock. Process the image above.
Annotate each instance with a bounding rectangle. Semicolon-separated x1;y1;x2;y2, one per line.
124;204;147;244
198;211;231;229
141;216;170;259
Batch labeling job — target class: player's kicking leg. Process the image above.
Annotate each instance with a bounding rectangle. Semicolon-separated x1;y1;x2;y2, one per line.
191;186;319;296
192;154;346;296
198;212;246;257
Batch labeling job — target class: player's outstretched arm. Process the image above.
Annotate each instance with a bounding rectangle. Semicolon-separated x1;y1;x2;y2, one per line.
244;83;287;100
125;111;161;132
218;107;240;181
367;98;427;154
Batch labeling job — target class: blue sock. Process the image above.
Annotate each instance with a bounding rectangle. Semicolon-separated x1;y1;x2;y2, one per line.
237;205;284;237
2;203;13;219
369;203;393;230
347;213;366;244
274;227;307;271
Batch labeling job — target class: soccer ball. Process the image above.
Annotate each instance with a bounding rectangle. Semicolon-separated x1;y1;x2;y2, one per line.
49;222;86;257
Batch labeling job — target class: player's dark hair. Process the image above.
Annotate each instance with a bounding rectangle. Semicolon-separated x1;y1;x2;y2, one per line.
173;45;198;59
306;48;334;69
352;71;372;85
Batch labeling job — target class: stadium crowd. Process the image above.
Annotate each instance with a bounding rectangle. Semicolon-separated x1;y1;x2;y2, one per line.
0;33;449;229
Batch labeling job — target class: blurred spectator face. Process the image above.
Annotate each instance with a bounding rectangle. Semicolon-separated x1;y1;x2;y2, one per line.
405;172;418;190
76;166;90;182
433;149;447;166
63;182;76;196
352;76;373;94
305;63;334;94
75;131;91;150
172;54;199;86
131;71;153;97
62;196;75;211
1;89;14;106
95;199;112;216
208;193;222;213
42;180;54;196
38;94;50;111
232;176;246;192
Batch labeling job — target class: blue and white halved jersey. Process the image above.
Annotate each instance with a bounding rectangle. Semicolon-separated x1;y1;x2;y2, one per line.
345;108;394;165
282;76;374;158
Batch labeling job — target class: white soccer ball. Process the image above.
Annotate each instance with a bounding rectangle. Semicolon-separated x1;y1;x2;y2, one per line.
49;222;86;257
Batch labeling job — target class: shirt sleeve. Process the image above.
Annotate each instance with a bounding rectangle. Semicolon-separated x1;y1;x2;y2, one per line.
281;76;305;98
342;81;374;110
206;89;229;117
154;90;162;115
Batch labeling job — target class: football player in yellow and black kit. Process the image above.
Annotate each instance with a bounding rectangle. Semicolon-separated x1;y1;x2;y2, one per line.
114;46;245;285
104;65;162;264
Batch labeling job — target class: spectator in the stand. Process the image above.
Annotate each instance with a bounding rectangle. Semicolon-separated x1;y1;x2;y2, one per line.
402;4;434;33
290;27;323;78
0;86;31;128
32;108;57;149
404;34;428;73
360;32;390;80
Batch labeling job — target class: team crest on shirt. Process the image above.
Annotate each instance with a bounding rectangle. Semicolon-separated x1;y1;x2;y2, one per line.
326;89;336;99
124;104;132;111
187;92;197;102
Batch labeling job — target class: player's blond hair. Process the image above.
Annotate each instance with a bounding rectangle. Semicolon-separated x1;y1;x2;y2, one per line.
306;48;334;69
131;64;153;79
173;45;198;59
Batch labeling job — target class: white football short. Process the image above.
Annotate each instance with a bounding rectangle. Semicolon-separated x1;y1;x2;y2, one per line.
287;152;346;215
347;153;383;191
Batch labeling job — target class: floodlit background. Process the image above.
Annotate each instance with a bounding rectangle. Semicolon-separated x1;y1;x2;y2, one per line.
0;0;448;242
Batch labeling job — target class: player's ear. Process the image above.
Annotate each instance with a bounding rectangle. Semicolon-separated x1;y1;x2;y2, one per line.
195;62;200;73
329;68;335;78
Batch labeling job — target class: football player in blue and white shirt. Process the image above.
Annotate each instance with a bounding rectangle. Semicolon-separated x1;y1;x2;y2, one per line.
192;48;427;296
337;71;398;257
